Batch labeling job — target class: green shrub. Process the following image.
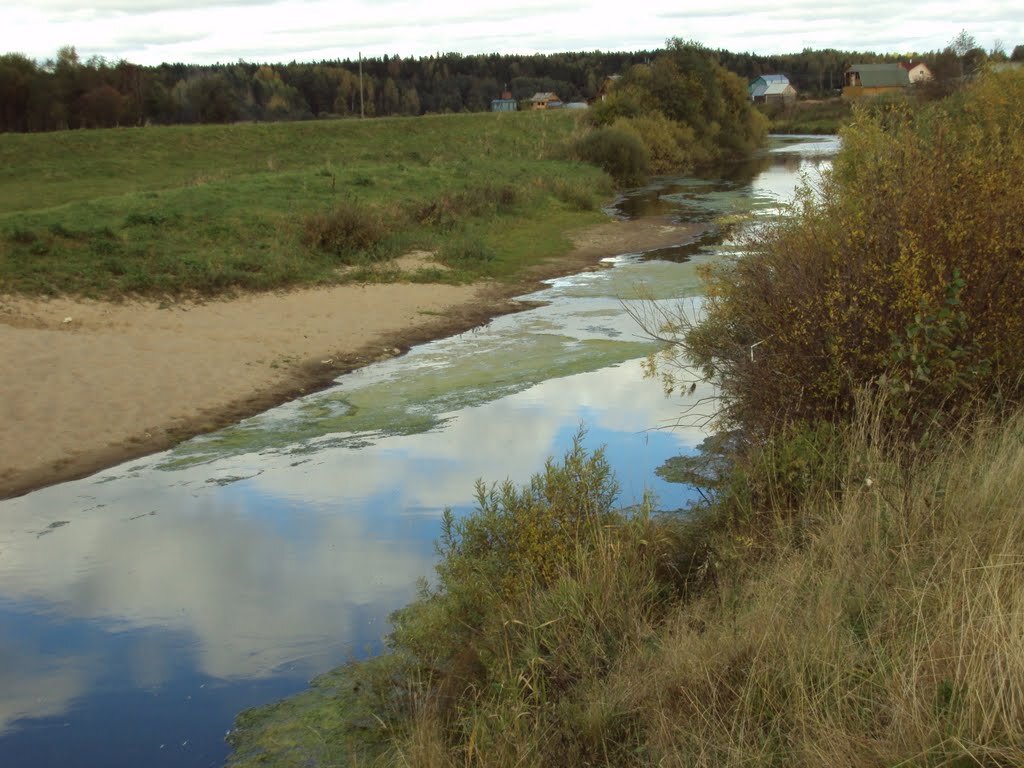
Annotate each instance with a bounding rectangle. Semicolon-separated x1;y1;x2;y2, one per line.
612;113;699;174
587;42;767;165
572;126;649;185
382;433;691;764
391;434;619;646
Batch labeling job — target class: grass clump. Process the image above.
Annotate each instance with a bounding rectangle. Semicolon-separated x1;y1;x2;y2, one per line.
436;236;495;267
597;402;1024;768
543;177;606;211
301;200;393;261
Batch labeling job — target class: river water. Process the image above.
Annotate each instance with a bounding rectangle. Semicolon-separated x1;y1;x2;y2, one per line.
0;135;837;767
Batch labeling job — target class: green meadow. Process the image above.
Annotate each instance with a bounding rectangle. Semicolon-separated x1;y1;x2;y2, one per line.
0;111;612;297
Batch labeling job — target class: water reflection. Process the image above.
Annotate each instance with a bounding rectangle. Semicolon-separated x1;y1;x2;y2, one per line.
611;135;836;228
0;135;838;767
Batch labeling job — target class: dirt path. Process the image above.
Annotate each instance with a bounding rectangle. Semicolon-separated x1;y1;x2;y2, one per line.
0;217;702;499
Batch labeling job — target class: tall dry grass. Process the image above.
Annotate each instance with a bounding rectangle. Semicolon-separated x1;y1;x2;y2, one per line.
376;402;1024;768
602;402;1024;767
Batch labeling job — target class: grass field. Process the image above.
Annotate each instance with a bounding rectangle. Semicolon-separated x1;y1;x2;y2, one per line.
0;112;612;297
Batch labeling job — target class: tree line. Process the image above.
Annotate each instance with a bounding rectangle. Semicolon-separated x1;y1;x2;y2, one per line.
2;40;1021;132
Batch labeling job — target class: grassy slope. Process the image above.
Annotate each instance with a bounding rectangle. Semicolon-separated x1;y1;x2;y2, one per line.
0;112;611;297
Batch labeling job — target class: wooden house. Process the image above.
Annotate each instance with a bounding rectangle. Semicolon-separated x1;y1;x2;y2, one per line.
843;63;910;98
530;92;562;110
598;74;622;101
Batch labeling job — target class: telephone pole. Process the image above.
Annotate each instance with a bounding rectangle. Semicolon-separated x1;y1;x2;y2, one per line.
358;51;365;118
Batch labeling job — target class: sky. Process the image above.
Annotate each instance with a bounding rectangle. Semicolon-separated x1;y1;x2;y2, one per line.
1;0;1022;66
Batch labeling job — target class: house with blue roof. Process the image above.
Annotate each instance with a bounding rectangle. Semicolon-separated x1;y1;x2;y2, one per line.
749;74;797;104
749;74;789;100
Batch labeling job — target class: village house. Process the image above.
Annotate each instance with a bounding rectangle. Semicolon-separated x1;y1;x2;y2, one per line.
490;88;517;112
900;60;933;83
751;75;798;105
598;74;622;101
748;74;794;102
530;92;562;110
843;63;910;98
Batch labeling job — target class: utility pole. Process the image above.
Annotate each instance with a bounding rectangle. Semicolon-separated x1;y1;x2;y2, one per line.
359;51;365;118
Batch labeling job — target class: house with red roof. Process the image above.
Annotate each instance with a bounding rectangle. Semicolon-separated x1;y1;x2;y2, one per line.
900;60;933;83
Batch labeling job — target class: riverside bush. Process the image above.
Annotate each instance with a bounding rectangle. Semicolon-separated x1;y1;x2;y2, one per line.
571;125;649;185
675;70;1024;438
382;433;693;760
612;113;703;174
574;40;766;182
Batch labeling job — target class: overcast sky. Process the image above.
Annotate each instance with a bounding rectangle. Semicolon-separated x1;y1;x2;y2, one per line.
1;0;1022;66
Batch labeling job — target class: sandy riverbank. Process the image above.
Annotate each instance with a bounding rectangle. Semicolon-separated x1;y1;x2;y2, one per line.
0;217;702;499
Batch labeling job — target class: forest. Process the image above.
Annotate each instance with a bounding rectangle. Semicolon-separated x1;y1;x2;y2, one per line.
2;39;1021;132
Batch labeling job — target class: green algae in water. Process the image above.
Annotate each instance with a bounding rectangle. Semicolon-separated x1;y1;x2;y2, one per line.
227;655;400;768
158;336;654;470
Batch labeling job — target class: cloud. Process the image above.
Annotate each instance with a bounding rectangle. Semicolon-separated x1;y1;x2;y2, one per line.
0;639;93;737
26;0;280;11
4;0;1018;65
0;363;701;709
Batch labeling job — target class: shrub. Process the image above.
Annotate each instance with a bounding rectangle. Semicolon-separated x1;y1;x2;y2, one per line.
664;70;1024;438
391;435;620;653
572;125;649;185
301;200;389;259
383;433;688;763
612;113;699;174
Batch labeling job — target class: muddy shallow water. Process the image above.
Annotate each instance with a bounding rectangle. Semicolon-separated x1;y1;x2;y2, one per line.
0;136;838;767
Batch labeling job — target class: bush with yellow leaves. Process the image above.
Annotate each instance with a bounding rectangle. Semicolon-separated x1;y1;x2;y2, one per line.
681;70;1024;439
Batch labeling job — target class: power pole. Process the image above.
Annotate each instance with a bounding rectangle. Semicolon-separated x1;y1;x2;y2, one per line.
359;51;365;119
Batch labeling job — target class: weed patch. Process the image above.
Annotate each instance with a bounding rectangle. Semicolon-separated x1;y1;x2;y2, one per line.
301;201;391;260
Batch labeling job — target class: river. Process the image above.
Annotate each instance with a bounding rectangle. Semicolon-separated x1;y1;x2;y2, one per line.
0;135;837;767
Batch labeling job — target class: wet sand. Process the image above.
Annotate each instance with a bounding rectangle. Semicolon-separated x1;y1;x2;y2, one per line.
0;217;702;499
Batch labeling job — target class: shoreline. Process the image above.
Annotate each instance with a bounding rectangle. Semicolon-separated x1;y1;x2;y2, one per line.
0;216;704;500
